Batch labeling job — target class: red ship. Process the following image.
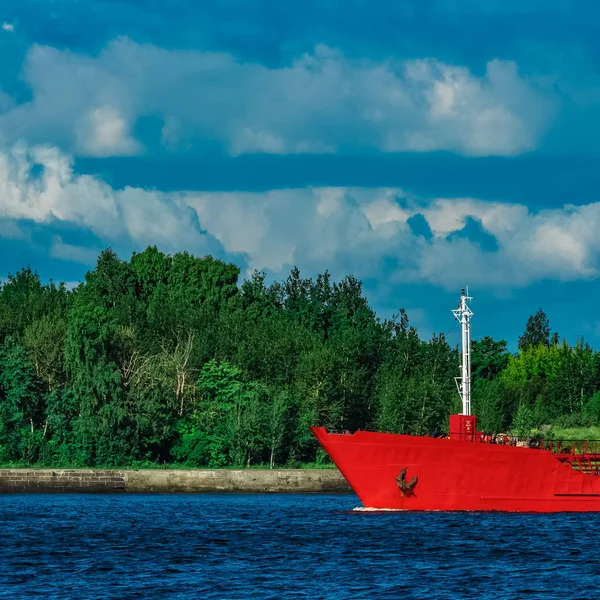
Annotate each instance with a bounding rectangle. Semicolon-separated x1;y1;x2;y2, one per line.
312;289;600;512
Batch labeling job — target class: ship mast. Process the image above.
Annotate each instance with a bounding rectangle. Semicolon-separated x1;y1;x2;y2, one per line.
452;288;473;416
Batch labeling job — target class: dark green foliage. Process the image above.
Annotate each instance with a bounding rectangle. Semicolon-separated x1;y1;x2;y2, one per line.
0;338;44;462
518;308;551;350
1;247;599;467
471;336;509;381
472;379;513;433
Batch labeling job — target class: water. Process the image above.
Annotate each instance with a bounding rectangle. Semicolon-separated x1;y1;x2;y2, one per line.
0;493;599;599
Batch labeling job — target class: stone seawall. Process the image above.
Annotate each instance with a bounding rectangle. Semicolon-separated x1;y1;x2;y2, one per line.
0;470;126;493
0;469;351;494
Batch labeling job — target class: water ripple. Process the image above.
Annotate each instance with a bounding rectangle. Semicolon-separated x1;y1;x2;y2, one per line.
1;494;599;599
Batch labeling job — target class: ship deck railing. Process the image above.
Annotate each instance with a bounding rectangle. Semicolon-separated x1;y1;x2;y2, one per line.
326;428;600;455
473;435;600;454
471;435;600;474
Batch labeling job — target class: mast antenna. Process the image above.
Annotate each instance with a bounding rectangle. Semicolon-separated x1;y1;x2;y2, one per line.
451;288;473;416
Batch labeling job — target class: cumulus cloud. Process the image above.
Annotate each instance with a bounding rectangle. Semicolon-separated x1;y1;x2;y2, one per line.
386;198;600;286
51;237;99;264
0;39;556;157
187;187;404;276
77;107;141;156
0;144;212;254
1;143;599;291
1;23;14;33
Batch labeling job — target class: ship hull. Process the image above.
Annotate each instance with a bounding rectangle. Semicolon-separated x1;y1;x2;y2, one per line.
311;427;600;512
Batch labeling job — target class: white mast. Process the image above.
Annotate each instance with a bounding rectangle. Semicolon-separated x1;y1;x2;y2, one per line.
452;288;473;416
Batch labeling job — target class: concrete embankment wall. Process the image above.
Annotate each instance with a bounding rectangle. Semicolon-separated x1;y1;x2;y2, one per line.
0;469;351;494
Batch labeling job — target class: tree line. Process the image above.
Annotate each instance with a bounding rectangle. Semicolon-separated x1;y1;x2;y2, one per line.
0;247;599;468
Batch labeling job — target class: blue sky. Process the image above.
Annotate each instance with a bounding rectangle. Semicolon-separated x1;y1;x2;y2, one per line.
1;0;600;348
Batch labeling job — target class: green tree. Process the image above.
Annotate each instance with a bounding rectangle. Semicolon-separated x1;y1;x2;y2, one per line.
518;308;551;350
3;244;596;469
173;359;267;467
471;336;509;381
512;402;535;436
471;378;516;433
64;249;140;465
23;313;67;392
546;340;596;417
0;338;43;462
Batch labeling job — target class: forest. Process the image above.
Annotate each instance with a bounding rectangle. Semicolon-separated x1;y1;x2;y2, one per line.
1;246;600;468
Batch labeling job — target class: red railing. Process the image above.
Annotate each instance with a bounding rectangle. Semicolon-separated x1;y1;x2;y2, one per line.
471;434;600;452
473;435;600;475
328;428;600;456
554;453;600;475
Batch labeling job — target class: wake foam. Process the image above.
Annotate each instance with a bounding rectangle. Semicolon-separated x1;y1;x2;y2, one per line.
352;506;407;512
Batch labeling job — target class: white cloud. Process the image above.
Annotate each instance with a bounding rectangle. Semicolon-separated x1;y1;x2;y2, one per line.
0;144;212;254
1;143;600;291
0;39;556;157
420;198;527;237
363;194;411;237
187;186;412;278
51;237;99;264
1;23;14;33
316;188;344;218
77;107;141;156
407;199;600;287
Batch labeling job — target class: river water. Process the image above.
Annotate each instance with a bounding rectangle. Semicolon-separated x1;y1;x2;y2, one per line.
0;493;598;599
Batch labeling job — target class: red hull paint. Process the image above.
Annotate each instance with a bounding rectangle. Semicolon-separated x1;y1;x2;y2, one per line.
311;426;600;512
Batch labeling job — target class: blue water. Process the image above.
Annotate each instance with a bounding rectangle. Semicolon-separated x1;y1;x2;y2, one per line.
0;494;599;599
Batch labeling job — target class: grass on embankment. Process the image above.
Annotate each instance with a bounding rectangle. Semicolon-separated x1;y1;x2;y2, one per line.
541;426;600;441
0;461;338;470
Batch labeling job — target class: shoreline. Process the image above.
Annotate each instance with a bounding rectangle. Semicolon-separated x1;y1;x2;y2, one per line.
0;468;352;494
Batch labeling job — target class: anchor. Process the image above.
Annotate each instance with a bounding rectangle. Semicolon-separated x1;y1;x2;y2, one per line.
396;468;418;497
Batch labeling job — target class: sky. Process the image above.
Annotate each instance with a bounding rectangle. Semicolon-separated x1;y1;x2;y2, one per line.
1;0;600;348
